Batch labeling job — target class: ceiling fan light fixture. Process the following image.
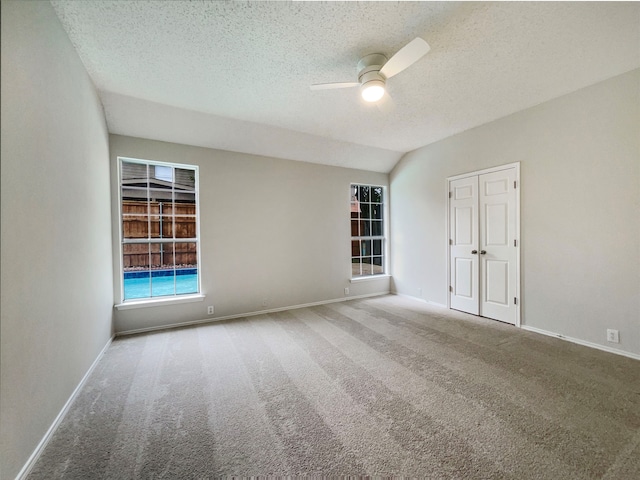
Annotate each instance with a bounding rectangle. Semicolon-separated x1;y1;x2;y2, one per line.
361;80;385;102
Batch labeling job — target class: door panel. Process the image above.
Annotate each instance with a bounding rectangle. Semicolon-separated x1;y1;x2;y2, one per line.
485;203;507;245
454;206;473;244
479;169;517;324
485;259;509;306
449;176;479;315
455;258;474;298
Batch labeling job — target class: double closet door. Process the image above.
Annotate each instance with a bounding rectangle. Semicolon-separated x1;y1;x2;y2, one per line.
449;165;519;325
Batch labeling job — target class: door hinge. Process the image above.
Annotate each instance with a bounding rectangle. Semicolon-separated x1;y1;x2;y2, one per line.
514;239;517;247
514;297;517;305
449;239;453;245
449;191;452;198
514;180;517;189
450;286;453;293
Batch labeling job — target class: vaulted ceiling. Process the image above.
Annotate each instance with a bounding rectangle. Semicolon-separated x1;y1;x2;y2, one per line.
51;1;640;172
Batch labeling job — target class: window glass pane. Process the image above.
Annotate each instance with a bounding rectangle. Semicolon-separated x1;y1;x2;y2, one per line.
151;269;176;297
176;191;196;206
351;257;362;277
148;202;160;216
350;200;359;214
161;202;175;216
351;240;360;257
372;257;384;274
123;244;150;300
175;242;198;269
123;243;149;272
123;272;151;300
153;165;173;183
122;200;148;215
175;200;196;215
373;239;383;256
121;186;149;202
175;168;196;191
122;214;149;239
371;187;383;203
360;204;370;219
159;242;175;270
161;215;173;238
121;162;148;182
361;240;371;256
371;220;383;237
149;218;161;238
361;219;371;236
150;243;162;270
174;216;197;239
371;204;383;220
176;268;198;295
148;205;161;238
148;189;173;203
359;186;369;203
362;257;373;275
350;219;360;236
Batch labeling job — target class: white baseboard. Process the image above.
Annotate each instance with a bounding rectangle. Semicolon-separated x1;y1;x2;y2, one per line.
393;292;638;361
16;335;115;480
521;325;640;361
116;291;391;336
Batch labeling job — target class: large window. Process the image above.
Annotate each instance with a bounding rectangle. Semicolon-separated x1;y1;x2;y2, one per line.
119;158;200;301
351;184;385;277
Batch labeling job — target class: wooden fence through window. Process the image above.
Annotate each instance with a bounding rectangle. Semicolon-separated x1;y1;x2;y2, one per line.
122;201;197;270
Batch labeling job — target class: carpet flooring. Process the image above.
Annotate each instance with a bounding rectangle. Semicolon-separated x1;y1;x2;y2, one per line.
27;295;640;479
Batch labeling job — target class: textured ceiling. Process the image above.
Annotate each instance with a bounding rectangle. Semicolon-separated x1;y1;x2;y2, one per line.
51;1;640;173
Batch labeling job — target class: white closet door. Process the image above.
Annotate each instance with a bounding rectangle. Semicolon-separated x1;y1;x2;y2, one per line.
448;165;519;325
449;176;479;315
479;169;517;324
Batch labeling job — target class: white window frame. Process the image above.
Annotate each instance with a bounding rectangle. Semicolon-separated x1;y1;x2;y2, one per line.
350;183;386;278
116;157;203;307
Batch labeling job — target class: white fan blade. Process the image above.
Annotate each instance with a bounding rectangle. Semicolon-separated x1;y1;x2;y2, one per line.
379;37;430;79
310;82;359;91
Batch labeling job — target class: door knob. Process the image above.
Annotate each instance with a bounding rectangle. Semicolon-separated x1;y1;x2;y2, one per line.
471;250;478;254
480;250;487;255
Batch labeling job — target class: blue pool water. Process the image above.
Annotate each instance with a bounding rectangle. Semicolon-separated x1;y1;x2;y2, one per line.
124;269;198;299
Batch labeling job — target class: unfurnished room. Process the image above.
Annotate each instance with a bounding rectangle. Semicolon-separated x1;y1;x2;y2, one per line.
1;1;639;479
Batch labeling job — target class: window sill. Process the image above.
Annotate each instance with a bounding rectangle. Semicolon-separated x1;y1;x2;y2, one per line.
350;274;391;283
115;294;205;310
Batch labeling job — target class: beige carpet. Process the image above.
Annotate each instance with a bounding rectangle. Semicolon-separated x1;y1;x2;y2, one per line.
28;295;640;478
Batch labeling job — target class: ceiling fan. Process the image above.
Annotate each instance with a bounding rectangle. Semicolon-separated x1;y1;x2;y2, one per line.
310;37;431;103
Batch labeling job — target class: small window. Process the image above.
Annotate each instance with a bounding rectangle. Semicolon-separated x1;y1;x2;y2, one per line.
351;184;385;277
119;158;200;301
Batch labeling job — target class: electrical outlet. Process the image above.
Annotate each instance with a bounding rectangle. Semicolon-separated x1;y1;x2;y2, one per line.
606;329;619;343
344;287;349;295
207;306;214;315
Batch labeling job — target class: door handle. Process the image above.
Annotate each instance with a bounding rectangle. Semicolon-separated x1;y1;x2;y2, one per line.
471;250;478;254
480;250;487;255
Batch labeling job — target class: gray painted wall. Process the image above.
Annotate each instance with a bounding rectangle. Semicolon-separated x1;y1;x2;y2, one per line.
109;135;391;333
390;69;640;357
2;2;637;477
0;2;114;478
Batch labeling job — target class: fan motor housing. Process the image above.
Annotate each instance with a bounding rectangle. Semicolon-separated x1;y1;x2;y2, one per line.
360;70;385;88
357;53;388;80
